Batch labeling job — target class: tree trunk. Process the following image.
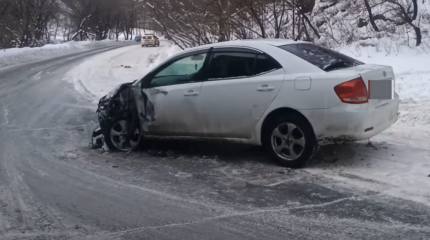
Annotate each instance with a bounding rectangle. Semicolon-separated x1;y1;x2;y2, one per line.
363;0;379;32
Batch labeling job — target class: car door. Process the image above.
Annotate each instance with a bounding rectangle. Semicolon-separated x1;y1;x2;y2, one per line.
140;49;211;136
197;47;285;139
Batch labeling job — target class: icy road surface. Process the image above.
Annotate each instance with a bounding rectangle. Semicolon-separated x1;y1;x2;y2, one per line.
0;40;429;240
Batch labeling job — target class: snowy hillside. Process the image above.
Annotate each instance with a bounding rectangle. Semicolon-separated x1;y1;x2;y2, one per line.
313;0;430;48
147;0;430;52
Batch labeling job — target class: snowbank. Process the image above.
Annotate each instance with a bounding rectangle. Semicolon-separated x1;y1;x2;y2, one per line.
64;40;175;101
147;43;182;69
0;39;130;69
338;44;430;104
337;44;430;128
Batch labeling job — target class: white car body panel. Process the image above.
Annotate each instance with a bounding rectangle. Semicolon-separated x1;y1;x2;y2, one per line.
197;68;285;139
139;39;400;146
147;82;204;136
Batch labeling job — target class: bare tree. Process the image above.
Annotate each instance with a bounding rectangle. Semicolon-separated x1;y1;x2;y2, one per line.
363;0;380;32
385;0;422;46
0;0;427;50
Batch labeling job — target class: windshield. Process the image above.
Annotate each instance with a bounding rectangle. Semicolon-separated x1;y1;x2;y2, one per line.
278;43;364;71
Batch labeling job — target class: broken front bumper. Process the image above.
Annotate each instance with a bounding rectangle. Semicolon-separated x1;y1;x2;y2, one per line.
87;121;104;149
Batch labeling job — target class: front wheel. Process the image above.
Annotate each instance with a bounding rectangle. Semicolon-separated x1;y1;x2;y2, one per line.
262;113;317;168
104;119;142;152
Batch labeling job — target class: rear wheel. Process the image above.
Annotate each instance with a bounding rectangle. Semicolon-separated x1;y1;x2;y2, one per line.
262;113;317;168
104;119;142;152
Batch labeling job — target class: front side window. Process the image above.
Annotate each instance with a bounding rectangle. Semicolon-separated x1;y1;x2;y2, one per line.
150;53;207;87
279;43;364;71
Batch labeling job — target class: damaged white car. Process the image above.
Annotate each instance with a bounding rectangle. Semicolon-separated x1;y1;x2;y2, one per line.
91;39;400;168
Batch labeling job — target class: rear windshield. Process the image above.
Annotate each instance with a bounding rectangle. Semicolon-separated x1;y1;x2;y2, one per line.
278;43;364;71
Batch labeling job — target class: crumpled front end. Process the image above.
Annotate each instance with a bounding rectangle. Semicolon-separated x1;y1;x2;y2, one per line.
89;78;158;151
90;81;139;150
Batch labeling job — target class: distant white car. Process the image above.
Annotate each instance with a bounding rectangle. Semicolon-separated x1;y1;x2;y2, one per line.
96;39;400;168
141;34;160;47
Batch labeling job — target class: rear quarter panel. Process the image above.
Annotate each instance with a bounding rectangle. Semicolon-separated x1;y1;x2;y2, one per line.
251;66;362;145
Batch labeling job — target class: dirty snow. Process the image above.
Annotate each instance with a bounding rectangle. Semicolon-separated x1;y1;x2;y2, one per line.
0;39;129;69
66;40;430;205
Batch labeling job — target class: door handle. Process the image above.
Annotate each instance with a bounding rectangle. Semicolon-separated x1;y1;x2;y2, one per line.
257;85;275;92
184;90;199;96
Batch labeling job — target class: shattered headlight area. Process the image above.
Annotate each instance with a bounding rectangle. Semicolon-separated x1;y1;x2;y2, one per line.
90;81;141;151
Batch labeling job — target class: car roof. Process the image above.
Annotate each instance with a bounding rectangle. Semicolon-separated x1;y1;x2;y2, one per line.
180;38;308;54
234;38;305;46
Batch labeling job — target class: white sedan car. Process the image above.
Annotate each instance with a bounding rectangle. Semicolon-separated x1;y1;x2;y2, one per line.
96;39;400;168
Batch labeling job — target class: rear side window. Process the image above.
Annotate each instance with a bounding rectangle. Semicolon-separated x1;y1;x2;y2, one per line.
255;54;282;75
279;43;364;71
208;52;282;79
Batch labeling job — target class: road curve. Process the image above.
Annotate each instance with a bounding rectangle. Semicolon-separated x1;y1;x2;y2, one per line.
0;44;429;240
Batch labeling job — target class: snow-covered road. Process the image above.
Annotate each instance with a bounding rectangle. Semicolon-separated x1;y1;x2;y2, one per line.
1;41;429;239
66;41;430;206
0;40;133;69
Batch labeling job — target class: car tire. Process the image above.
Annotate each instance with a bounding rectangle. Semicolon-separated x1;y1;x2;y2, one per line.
104;119;142;152
262;113;317;169
141;45;145;47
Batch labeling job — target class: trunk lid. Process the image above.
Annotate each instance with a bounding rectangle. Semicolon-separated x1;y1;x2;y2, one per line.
333;64;397;107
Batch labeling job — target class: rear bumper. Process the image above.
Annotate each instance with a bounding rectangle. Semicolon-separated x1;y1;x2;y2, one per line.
301;96;400;142
141;41;156;45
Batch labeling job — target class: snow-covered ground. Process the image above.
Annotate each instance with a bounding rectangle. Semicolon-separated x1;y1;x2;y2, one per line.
0;39;132;69
63;40;180;101
65;40;430;205
310;44;430;205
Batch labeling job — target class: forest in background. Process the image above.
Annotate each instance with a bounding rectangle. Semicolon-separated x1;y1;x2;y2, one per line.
0;0;428;50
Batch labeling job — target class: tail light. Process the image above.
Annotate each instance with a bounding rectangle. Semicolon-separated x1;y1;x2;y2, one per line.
334;77;368;104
